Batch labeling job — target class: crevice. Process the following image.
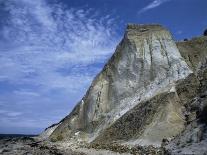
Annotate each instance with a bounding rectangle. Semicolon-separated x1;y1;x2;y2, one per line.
148;35;154;81
158;37;171;68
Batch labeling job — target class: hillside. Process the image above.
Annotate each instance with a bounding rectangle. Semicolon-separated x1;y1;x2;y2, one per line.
39;24;207;155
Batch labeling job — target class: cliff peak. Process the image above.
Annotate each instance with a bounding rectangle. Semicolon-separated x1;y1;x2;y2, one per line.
125;23;170;41
126;23;163;30
42;24;204;149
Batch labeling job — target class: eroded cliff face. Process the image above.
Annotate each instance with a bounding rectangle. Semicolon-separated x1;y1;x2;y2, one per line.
47;24;193;146
163;36;207;154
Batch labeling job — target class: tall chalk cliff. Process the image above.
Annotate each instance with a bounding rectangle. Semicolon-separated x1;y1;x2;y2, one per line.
45;24;195;147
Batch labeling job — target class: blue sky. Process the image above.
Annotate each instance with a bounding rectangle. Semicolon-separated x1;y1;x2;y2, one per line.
0;0;206;134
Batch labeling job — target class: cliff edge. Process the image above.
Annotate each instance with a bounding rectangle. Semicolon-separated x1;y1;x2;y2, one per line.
41;24;207;154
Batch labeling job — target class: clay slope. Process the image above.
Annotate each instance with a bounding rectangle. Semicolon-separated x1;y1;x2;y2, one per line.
46;24;193;147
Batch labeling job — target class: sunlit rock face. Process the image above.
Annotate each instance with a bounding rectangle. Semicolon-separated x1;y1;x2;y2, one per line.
48;24;192;146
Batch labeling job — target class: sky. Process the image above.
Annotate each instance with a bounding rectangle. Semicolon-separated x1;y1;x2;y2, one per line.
0;0;206;134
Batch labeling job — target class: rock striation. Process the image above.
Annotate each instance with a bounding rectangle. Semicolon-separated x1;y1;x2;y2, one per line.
45;24;195;147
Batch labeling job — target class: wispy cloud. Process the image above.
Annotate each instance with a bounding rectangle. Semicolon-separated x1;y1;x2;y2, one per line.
0;0;119;132
176;30;183;35
138;0;172;14
0;110;22;117
13;90;40;97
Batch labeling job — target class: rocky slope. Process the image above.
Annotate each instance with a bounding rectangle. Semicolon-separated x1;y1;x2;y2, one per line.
163;36;207;154
49;24;192;145
41;24;207;154
0;136;85;155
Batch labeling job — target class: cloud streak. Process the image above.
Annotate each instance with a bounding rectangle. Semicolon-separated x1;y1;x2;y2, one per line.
0;110;22;117
0;0;119;133
138;0;172;14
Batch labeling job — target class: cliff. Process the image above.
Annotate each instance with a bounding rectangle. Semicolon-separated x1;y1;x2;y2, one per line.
41;24;207;154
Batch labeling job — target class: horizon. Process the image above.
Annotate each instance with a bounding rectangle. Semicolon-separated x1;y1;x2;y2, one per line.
0;0;206;134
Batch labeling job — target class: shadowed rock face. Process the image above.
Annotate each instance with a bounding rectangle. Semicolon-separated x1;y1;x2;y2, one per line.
47;24;193;146
177;36;207;72
162;36;207;155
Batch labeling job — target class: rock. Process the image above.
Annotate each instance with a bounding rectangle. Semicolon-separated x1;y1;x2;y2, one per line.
40;24;207;154
0;136;86;155
49;24;192;146
163;37;207;154
38;123;59;140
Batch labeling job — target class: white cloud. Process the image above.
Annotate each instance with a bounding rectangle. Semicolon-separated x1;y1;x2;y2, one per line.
13;90;40;97
7;112;23;117
0;0;119;131
176;30;183;35
138;0;172;14
0;110;8;114
0;0;119;91
0;110;22;117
